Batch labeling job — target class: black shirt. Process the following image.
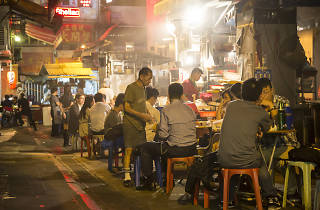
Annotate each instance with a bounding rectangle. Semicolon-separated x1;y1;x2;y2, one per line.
18;98;30;113
1;99;13;108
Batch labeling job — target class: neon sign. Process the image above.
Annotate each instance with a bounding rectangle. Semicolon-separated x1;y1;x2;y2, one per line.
79;0;91;7
55;7;80;17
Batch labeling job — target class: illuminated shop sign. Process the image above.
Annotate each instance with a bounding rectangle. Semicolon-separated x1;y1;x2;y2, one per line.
79;0;91;7
55;7;80;17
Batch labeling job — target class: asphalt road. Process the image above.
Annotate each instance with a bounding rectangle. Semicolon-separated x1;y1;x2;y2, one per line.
0;126;201;210
0;126;301;210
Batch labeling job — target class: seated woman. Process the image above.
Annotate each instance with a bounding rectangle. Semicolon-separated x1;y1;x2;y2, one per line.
145;87;160;142
79;95;94;157
215;89;231;120
212;82;242;132
257;78;300;201
102;93;125;170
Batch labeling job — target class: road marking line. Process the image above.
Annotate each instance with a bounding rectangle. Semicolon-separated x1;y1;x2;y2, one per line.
51;156;101;210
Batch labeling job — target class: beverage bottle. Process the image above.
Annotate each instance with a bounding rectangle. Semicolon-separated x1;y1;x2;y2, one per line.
285;102;293;130
278;102;286;130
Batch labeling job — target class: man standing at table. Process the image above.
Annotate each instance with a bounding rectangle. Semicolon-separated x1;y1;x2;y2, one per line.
182;67;203;101
122;67;153;187
218;78;280;208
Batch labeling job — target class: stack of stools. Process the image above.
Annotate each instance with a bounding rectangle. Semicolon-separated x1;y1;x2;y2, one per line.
282;161;316;210
166;157;194;194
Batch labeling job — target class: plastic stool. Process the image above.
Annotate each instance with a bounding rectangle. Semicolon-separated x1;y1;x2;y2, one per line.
134;156;162;187
166;157;194;194
282;161;316;210
193;180;211;208
91;135;104;158
314;179;320;210
222;168;262;210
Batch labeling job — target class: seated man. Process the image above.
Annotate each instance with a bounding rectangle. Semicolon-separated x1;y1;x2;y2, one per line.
90;93;110;135
218;78;280;208
140;83;197;190
89;93;110;156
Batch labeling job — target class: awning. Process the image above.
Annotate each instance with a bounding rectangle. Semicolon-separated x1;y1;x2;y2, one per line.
74;24;117;58
25;23;62;48
40;63;96;79
7;0;62;30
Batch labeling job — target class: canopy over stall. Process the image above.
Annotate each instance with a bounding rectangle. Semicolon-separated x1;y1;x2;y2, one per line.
40;63;96;79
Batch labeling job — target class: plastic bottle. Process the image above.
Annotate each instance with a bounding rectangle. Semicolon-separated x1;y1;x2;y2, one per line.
278;102;286;130
285;102;293;130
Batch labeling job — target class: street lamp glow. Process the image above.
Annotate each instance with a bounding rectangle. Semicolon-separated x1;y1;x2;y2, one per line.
184;6;206;28
80;44;86;49
166;22;176;35
186;56;194;65
14;35;21;42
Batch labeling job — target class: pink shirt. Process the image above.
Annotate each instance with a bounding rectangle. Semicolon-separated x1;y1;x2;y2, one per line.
182;79;199;101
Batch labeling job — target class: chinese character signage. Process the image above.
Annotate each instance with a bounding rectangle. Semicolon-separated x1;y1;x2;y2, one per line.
79;0;91;7
60;24;93;43
55;7;80;17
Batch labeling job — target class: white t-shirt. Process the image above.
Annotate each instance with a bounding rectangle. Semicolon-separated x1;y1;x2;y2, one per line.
98;88;114;104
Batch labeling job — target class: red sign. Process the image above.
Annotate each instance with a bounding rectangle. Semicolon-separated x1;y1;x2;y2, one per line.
79;0;91;7
60;24;93;43
55;7;80;17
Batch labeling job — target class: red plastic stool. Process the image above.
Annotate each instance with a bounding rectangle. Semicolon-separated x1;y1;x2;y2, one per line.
193;180;213;208
166;156;194;194
222;168;262;210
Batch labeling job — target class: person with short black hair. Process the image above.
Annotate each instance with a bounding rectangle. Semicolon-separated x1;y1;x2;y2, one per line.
122;67;153;186
89;93;110;135
104;93;125;133
182;67;203;101
1;95;13;109
17;93;37;131
138;83;197;190
103;93;125;170
68;93;85;150
257;78;299;201
230;82;242;100
218;78;280;208
145;87;160;142
61;85;74;146
50;87;63;137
